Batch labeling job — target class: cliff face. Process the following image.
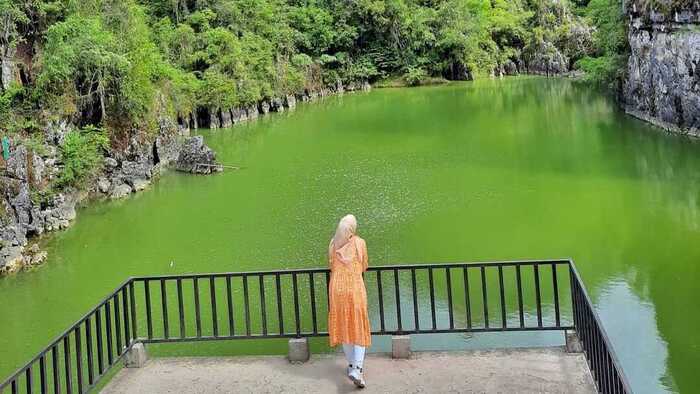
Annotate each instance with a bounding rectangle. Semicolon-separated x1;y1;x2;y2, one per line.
0;120;184;274
624;3;700;136
0;82;371;274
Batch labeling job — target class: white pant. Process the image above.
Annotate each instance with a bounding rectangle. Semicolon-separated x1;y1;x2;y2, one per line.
342;343;366;369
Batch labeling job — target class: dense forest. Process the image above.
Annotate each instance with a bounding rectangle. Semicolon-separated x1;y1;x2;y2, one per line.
0;0;627;190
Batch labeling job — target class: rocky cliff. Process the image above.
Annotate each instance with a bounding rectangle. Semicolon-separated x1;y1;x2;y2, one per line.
0;119;185;273
0;82;371;274
624;2;700;136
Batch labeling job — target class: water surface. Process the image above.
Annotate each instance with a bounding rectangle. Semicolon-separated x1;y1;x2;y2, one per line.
1;77;699;393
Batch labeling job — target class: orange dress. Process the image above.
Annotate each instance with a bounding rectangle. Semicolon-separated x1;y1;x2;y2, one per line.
328;236;371;347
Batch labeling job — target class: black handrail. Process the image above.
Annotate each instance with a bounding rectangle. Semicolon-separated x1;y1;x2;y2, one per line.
0;260;631;394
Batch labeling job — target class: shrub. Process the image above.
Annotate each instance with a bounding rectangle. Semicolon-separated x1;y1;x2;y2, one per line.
404;67;428;86
56;126;108;189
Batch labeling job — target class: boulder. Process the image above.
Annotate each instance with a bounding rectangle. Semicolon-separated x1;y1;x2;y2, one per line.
246;105;259;120
104;157;119;170
129;178;150;192
285;95;297;109
526;40;568;75
121;160;152;180
209;110;221;129
259;100;270;114
175;136;223;174
97;178;111;194
154;133;181;166
110;183;132;199
271;98;285;112
220;109;232;128
45;119;71;146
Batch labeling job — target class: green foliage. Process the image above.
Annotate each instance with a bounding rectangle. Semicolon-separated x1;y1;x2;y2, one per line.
56;126;108;188
404;66;427;86
2;0;627;148
575;0;628;86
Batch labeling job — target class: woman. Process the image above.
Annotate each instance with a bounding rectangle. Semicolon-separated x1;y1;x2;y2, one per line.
328;214;370;388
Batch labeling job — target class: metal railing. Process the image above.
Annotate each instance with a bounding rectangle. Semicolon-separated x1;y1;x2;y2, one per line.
0;259;631;393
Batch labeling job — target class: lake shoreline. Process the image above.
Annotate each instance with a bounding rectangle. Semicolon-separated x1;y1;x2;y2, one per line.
0;82;372;276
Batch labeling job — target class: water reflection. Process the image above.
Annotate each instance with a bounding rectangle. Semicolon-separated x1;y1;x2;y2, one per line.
1;78;699;393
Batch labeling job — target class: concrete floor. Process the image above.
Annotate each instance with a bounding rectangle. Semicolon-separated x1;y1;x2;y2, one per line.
101;347;596;394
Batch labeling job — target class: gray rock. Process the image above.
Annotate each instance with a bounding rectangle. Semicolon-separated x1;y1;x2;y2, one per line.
154;134;181;166
271;98;285;112
97;178;111;194
624;7;700;136
503;60;519;75
5;145;28;181
0;245;24;272
104;157;119;169
121;160;152;180
175;136;222;174
45;119;71;146
259;100;270;114
55;195;77;222
210;109;221;129
110;183;133;199
232;107;248;123
129;178;150;192
246;105;259;120
285;95;296;109
221;109;233;128
526;40;568;75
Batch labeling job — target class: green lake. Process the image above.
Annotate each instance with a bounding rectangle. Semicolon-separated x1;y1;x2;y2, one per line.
1;77;699;393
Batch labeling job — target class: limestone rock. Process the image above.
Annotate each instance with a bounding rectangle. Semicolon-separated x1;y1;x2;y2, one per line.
129;178;150;192
45;119;71;146
259;100;270;114
0;245;24;273
624;10;700;136
104;157;119;170
285;95;296;109
271;98;285;112
221;109;233;128
111;183;133;199
175;136;222;174
210;109;221;129
97;178;111;194
5;145;28;181
154;133;181;166
526;41;568;75
247;105;259;120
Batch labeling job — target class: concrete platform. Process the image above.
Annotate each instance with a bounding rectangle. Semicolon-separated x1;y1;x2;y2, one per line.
101;347;596;394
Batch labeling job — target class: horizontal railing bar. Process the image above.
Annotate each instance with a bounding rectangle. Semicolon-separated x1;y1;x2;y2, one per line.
130;259;572;281
138;325;575;344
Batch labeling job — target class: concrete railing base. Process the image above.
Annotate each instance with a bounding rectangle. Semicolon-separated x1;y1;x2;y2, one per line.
392;335;411;359
288;338;310;362
125;343;149;368
565;330;583;353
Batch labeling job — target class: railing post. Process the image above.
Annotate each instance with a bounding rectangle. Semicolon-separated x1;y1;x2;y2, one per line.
287;338;309;363
392;335;411;359
125;343;149;368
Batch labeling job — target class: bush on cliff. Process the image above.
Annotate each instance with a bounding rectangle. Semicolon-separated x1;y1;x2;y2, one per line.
1;0;624;141
56;126;108;189
575;0;628;86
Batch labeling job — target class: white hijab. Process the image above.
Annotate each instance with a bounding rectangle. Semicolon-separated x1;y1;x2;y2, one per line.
331;214;357;253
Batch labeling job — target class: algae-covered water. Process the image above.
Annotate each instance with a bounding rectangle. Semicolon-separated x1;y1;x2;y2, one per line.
1;77;698;393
